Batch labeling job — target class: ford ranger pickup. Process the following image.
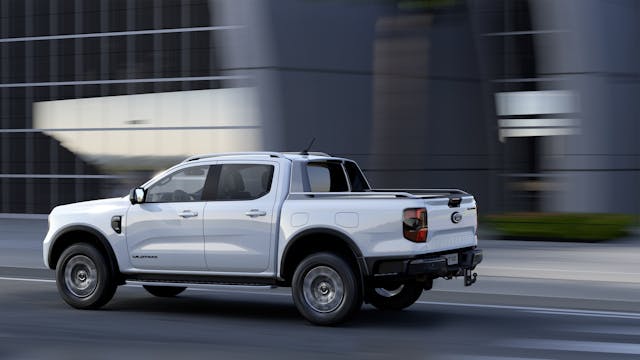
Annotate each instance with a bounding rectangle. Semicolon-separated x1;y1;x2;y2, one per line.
43;152;483;325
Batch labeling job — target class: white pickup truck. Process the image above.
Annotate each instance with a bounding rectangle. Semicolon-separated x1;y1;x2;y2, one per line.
43;152;482;325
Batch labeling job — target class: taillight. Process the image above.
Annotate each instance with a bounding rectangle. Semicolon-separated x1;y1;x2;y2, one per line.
475;204;479;237
403;208;428;242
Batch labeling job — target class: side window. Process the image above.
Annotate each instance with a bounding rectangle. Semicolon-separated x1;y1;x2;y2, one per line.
216;164;274;200
146;166;210;203
344;161;370;192
307;162;349;192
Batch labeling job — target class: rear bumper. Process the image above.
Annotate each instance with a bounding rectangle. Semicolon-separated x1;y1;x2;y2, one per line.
365;247;483;280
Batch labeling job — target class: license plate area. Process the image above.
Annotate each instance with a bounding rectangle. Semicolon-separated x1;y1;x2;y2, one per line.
444;253;458;265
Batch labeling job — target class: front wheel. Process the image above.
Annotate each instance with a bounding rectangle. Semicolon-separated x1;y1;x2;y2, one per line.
291;252;362;326
143;285;186;297
56;243;117;309
366;281;425;310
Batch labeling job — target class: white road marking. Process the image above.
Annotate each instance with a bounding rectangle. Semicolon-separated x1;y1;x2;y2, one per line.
442;356;552;360
502;339;640;355
0;276;55;283
481;266;640;276
562;325;640;336
416;301;640;320
529;310;640;320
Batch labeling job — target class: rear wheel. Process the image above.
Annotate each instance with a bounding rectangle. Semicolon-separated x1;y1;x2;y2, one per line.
143;285;186;297
56;243;117;309
366;281;425;310
291;252;362;326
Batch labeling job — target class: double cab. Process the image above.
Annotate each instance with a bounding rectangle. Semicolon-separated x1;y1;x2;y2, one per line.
43;152;482;325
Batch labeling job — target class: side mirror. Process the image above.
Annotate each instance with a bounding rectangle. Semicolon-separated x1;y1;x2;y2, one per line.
129;187;146;205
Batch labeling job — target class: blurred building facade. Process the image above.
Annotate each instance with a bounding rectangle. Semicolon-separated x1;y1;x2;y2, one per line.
1;0;638;215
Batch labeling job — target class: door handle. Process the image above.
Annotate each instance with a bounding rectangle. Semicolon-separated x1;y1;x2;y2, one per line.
245;209;267;217
178;210;198;218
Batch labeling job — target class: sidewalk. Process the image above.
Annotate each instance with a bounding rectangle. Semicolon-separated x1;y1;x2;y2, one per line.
0;218;48;269
478;238;640;284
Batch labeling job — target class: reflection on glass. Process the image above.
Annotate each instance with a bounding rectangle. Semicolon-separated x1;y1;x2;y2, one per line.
146;165;209;203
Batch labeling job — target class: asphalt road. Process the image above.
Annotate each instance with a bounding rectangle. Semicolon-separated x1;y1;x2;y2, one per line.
1;218;639;359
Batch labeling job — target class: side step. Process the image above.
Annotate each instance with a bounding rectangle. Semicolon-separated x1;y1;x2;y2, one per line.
124;273;277;287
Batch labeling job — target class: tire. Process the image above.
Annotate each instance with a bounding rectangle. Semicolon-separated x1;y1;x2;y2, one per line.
56;243;117;309
143;285;186;297
291;252;362;326
366;281;425;311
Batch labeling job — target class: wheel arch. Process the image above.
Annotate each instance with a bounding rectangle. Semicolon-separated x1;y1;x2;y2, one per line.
279;227;368;286
48;225;121;281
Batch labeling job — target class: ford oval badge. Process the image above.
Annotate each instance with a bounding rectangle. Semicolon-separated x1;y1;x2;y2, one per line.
451;212;463;224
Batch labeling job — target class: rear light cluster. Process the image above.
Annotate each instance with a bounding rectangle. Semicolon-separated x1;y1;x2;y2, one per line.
403;207;428;242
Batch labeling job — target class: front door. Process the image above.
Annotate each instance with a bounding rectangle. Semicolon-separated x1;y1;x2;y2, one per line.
203;162;278;273
126;165;211;271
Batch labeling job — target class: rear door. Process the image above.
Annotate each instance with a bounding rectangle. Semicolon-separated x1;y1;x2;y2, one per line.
203;161;278;273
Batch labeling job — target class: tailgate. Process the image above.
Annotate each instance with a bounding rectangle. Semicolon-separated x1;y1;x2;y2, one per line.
423;195;477;252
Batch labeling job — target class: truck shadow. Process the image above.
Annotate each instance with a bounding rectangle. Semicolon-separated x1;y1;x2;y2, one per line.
356;306;449;328
106;293;301;322
102;289;448;328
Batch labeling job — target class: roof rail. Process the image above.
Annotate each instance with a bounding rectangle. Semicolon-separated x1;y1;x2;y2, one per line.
282;151;331;157
182;152;284;163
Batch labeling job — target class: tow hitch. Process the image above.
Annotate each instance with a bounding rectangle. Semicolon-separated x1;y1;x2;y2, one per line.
464;269;477;286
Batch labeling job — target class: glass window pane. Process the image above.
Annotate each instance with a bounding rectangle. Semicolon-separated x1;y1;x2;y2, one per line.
344;161;370;191
307;164;330;192
307;162;349;192
146;165;209;203
216;164;274;200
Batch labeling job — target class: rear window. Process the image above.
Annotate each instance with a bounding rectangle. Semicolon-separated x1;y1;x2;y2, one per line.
307;162;349;192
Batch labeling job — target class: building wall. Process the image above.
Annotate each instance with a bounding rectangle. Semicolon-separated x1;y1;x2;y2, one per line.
0;0;232;213
215;0;501;211
531;0;640;214
0;0;638;215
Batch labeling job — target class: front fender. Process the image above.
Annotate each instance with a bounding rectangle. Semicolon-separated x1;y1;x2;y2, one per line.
45;225;120;276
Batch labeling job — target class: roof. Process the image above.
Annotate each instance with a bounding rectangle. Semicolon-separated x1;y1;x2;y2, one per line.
182;151;342;163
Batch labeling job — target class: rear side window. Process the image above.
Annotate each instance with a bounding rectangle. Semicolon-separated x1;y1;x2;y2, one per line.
344;161;369;192
307;162;348;192
216;164;274;200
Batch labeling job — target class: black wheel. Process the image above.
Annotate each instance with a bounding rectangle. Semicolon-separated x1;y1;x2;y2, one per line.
56;243;117;309
291;252;362;326
366;281;425;311
143;285;186;297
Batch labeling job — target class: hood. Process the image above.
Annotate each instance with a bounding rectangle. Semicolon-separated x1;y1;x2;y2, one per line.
51;196;131;216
